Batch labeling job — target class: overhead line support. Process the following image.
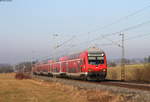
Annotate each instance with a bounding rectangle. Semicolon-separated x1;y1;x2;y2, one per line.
120;32;125;81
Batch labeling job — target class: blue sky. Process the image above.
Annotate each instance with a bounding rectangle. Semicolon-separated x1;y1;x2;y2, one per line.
0;0;150;64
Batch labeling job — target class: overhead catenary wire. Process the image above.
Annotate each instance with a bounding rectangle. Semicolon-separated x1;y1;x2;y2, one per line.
66;4;150;52
73;4;150;40
89;32;150;49
33;4;150;62
125;33;150;41
106;33;150;44
39;32;150;62
72;20;150;49
35;33;150;62
49;4;150;60
55;35;76;49
51;4;150;54
91;4;150;32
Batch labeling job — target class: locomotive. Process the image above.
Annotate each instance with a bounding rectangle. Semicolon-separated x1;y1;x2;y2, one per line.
32;47;107;80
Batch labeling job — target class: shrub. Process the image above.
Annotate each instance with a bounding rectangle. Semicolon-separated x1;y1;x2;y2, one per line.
108;62;117;67
142;63;150;81
133;68;143;81
15;72;31;80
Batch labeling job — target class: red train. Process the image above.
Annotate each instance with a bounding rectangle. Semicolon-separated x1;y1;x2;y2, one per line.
32;47;107;80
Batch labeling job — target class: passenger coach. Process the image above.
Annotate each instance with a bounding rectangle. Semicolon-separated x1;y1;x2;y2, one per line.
32;47;107;81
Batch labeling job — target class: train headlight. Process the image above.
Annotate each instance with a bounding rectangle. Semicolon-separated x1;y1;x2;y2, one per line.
101;53;104;56
102;69;106;72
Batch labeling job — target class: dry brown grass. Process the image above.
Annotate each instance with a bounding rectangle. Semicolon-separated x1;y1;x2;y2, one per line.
107;63;150;82
0;73;129;102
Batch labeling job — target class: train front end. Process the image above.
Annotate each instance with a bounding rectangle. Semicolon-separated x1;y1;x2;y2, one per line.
86;48;107;80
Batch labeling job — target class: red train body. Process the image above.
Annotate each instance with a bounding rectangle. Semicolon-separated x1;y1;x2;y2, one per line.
32;47;107;80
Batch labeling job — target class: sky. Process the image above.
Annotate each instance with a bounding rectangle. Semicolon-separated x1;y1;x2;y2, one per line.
0;0;150;64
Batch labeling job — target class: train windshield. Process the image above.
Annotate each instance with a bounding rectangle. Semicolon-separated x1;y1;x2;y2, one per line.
88;53;104;65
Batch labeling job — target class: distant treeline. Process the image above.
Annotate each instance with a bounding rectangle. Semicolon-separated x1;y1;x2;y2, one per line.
0;61;32;73
0;64;14;73
108;56;150;67
144;56;150;63
15;62;32;73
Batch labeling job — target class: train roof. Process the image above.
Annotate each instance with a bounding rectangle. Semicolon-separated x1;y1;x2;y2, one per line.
86;47;104;53
68;47;103;55
68;47;104;55
35;47;105;63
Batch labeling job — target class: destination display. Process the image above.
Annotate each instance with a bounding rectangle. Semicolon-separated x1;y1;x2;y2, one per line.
88;53;104;57
88;56;104;60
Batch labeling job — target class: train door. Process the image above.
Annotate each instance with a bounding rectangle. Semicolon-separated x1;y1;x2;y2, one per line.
61;62;67;73
73;60;80;73
68;61;71;73
49;64;52;73
77;59;83;73
72;60;76;73
55;63;60;73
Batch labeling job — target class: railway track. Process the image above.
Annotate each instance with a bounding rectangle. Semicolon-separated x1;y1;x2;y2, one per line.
94;81;150;91
76;80;150;92
32;75;150;102
33;75;150;101
32;75;150;92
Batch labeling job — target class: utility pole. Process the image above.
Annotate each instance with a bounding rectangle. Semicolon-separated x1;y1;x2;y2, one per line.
120;32;125;81
52;34;59;61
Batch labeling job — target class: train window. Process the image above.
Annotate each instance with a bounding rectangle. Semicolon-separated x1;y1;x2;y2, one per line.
97;57;104;60
88;56;96;60
88;56;104;65
79;59;83;65
88;53;104;57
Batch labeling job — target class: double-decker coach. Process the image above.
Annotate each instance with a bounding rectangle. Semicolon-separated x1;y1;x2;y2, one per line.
32;47;107;81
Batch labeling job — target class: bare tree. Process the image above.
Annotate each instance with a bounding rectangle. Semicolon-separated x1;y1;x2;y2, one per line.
0;64;14;73
15;62;32;73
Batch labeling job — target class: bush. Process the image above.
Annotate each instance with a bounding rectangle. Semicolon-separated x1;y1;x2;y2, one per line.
131;63;150;82
109;62;117;67
15;72;31;80
111;71;118;80
133;68;143;81
142;63;150;81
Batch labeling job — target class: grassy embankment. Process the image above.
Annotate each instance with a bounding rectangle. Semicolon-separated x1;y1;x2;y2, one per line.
0;73;127;102
107;63;150;82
